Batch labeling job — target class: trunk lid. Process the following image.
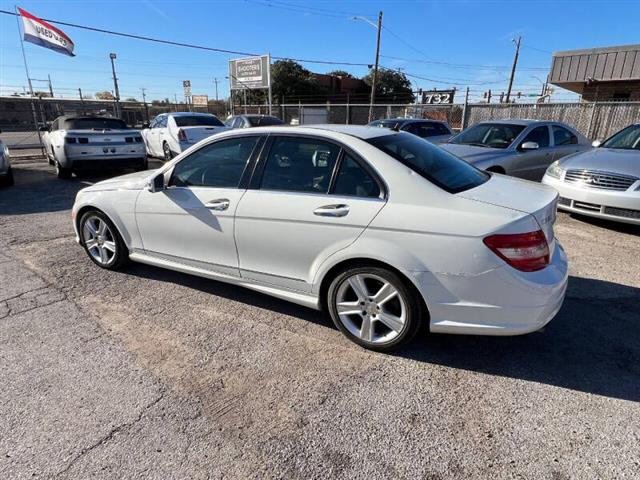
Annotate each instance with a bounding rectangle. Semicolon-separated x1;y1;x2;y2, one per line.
457;173;559;243
178;126;228;143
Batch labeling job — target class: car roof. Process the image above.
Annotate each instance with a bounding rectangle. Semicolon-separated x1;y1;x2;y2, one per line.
477;119;551;126
372;118;447;125
168;112;217;117
243;114;279;118
221;124;397;140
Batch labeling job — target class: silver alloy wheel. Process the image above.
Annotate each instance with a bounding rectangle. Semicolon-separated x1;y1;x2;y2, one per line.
82;215;117;265
335;273;407;344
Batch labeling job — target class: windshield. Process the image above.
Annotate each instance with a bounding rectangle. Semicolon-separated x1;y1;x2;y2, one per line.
369;120;399;128
450;123;525;149
602;124;640;150
173;115;224;127
368;133;489;193
247;116;284;126
63;118;127;130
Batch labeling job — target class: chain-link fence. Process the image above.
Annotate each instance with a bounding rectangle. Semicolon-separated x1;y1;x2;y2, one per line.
2;95;639;149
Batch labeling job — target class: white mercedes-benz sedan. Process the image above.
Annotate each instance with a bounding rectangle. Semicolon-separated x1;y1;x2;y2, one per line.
71;125;568;351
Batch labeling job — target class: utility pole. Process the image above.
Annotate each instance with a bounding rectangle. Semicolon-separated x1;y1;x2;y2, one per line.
213;77;219;101
505;36;521;104
109;53;121;118
78;88;85;114
368;11;383;123
141;88;149;123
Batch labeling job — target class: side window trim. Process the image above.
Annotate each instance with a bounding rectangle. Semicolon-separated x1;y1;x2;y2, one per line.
167;134;265;189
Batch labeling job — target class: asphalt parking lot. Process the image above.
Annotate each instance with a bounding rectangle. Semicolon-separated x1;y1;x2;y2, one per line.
1;159;639;479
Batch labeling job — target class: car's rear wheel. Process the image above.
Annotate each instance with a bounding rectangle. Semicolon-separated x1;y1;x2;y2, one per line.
55;159;72;179
1;167;14;187
327;266;421;351
79;210;129;270
163;142;173;161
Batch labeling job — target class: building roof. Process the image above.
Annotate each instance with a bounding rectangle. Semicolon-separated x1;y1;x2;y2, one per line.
549;44;640;93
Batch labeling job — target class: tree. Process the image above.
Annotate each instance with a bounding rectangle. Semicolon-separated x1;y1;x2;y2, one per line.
326;70;355;79
95;91;115;100
363;68;414;102
270;59;326;100
124;97;138;102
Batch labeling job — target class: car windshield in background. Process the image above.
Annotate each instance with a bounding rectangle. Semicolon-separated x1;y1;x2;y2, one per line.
174;115;224;127
63;118;128;130
450;123;526;149
602;125;640;150
368;133;489;193
247;116;284;127
369;120;399;128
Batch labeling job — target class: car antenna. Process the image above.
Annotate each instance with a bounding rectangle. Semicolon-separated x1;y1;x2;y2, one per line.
391;123;401;132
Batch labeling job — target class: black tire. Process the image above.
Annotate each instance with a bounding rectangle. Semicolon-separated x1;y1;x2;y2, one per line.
78;210;129;270
162;142;173;161
327;266;422;352
55;159;72;179
1;167;14;187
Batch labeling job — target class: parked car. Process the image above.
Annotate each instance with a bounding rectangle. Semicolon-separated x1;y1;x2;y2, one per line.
542;123;640;225
368;118;453;144
441;120;590;180
0;131;13;187
225;114;285;129
43;116;147;179
72;125;567;351
142;112;229;161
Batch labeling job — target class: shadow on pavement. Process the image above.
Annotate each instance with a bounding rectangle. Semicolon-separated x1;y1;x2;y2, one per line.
127;262;640;402
566;212;640;236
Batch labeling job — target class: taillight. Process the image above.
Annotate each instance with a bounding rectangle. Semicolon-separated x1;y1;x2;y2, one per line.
483;230;550;272
177;129;187;141
65;137;77;144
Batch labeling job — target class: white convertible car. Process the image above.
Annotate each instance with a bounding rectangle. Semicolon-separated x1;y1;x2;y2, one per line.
43;116;147;179
71;125;568;351
141;112;229;161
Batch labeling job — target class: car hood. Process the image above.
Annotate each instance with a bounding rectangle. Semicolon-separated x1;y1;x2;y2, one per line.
81;169;157;192
440;143;511;164
558;148;640;177
458;173;559;242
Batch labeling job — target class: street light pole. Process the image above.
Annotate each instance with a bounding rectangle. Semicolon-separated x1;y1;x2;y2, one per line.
369;11;383;122
505;36;521;104
141;88;149;123
109;53;121;118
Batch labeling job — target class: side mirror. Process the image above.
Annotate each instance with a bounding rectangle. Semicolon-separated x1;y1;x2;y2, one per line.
147;172;165;192
142;122;150;129
520;141;539;151
39;125;49;132
591;140;601;148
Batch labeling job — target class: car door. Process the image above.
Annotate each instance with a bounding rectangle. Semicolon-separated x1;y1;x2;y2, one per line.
144;117;161;156
135;135;264;277
551;124;583;161
511;125;553;180
234;135;387;292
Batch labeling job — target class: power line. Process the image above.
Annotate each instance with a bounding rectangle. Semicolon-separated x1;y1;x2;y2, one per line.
244;0;376;19
380;54;548;71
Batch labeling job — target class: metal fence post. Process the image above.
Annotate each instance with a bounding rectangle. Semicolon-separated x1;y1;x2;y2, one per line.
461;87;470;130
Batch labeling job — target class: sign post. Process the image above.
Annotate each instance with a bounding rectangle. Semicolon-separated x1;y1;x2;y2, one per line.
183;80;191;111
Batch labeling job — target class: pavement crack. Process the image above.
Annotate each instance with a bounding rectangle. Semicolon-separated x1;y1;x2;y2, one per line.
53;390;166;478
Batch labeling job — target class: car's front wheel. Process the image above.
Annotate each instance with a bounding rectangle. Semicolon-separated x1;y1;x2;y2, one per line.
79;210;129;270
327;266;422;351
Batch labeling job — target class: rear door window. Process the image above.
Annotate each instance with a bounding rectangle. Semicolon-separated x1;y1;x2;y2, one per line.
552;125;578;145
259;136;340;193
332;154;381;198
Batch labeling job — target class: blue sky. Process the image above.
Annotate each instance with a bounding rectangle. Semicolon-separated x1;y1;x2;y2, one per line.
1;0;639;103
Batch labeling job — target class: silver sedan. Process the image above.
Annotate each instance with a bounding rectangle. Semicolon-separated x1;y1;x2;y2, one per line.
542;123;640;225
441;120;590;180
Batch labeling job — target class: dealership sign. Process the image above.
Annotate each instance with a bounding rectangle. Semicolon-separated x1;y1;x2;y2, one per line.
229;55;270;90
192;95;208;106
421;89;455;104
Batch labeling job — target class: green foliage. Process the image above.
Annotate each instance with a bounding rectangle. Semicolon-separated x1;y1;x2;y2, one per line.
363;68;414;101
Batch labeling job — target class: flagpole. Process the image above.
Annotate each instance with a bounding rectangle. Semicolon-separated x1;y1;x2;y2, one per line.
15;5;45;157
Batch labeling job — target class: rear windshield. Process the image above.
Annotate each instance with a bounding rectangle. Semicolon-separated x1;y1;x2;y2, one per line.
602;124;640;150
247;116;284;127
368;133;489;193
450;123;525;149
173;115;224;127
63;118;127;130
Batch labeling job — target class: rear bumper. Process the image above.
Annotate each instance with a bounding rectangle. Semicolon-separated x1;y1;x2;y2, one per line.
69;157;147;170
417;241;568;336
542;174;640;225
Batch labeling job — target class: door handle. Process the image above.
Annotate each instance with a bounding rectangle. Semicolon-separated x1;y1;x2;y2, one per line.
204;198;230;211
313;204;350;217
